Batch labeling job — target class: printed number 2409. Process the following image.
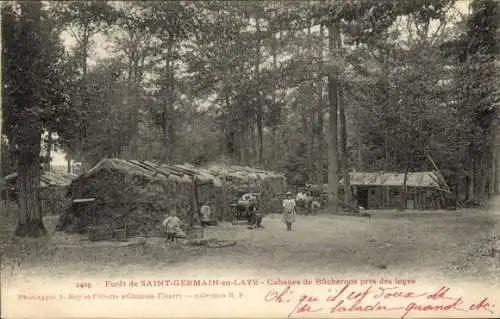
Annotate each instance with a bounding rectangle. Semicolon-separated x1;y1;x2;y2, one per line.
76;282;92;289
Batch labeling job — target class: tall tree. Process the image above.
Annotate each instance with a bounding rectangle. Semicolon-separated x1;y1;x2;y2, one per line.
113;3;155;159
337;27;352;205
2;1;70;236
53;1;117;167
138;1;197;163
327;23;340;211
442;0;499;202
254;14;264;167
316;24;326;184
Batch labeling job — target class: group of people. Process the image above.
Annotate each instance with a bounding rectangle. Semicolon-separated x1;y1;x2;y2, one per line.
295;190;321;215
161;202;214;242
161;190;312;240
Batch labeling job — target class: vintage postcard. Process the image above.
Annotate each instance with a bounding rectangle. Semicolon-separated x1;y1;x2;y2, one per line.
1;0;499;318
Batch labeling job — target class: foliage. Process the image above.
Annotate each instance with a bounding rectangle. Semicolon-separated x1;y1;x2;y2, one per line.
2;3;72;147
3;0;499;228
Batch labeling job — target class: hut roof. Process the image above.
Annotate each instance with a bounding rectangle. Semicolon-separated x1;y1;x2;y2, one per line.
204;164;286;181
79;158;218;184
339;171;446;189
176;163;223;186
2;171;76;188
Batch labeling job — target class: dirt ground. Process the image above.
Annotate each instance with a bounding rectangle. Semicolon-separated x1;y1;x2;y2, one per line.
1;205;500;284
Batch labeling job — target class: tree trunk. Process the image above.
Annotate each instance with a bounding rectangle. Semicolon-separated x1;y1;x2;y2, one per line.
490;133;497;196
78;23;90;162
224;97;237;159
240;122;246;164
477;153;487;202
125;35;136;159
316;24;325;184
126;29;150;160
399;163;410;211
327;24;339;212
256;110;263;167
336;27;351;204
255;17;264;167
338;86;351;203
1;104;3;185
15;137;46;237
161;39;176;163
491;153;496;196
317;107;325;184
275;31;286;170
306;21;315;178
44;131;52;171
270;17;279;169
82;24;89;78
309;124;315;179
466;144;474;201
271;127;278;169
355;120;363;169
126;85;139;160
13;1;46;237
66;157;71;174
495;134;500;194
250;124;257;166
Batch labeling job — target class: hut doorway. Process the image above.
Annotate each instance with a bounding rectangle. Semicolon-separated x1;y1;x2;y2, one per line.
358;187;369;209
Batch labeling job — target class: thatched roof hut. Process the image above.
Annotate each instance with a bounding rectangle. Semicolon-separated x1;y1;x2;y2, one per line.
2;171;76;215
202;163;288;217
57;159;289;237
57;159;222;236
2;170;76;188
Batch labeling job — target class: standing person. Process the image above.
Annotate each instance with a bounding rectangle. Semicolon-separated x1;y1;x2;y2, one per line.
304;190;314;215
295;191;306;214
162;211;185;242
200;202;212;227
282;192;296;231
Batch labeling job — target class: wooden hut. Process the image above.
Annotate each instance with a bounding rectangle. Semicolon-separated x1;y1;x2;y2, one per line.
340;171;450;210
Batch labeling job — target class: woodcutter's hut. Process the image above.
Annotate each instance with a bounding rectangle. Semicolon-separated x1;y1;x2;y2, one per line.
202;164;288;219
340;171;450;210
1;171;76;214
57;158;221;237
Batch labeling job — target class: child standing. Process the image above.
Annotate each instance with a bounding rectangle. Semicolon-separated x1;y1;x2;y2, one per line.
200;202;212;227
162;211;185;242
282;192;296;231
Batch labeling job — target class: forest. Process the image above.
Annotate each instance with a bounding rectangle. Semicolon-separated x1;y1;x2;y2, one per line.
1;0;499;237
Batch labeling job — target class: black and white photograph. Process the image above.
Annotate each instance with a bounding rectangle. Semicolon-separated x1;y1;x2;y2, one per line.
1;0;499;318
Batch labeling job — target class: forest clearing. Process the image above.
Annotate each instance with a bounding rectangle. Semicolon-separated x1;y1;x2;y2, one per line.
2;206;499;284
1;1;500;317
